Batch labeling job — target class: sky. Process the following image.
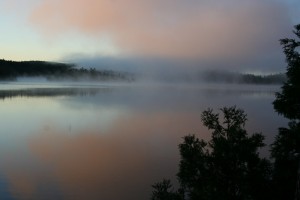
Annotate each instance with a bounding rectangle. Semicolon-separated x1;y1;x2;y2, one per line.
0;0;299;73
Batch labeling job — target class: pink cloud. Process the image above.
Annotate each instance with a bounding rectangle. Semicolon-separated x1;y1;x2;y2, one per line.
30;0;291;60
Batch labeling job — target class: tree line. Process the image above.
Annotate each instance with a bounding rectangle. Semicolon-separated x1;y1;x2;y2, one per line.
151;24;300;200
202;70;286;85
0;59;134;81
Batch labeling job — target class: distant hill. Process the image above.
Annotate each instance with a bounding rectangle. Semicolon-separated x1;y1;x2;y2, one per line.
0;59;134;81
0;59;73;79
0;59;285;84
201;70;286;85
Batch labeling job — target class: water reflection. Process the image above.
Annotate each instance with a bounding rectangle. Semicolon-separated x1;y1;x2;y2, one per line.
0;87;112;100
3;112;206;200
0;83;287;200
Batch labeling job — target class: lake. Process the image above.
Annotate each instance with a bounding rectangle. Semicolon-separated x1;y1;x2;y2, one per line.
0;82;287;200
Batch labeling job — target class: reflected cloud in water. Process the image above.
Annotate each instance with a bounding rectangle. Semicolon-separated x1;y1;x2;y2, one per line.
3;111;206;200
0;83;287;199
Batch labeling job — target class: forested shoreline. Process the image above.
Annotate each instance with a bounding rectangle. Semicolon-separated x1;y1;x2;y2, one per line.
0;59;286;84
0;59;134;82
201;70;286;85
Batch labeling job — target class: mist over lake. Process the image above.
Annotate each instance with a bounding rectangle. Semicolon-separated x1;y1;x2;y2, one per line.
1;0;300;198
0;82;286;200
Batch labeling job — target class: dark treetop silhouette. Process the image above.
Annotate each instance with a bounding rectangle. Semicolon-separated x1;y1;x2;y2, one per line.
151;107;271;200
271;24;300;200
273;24;300;120
151;24;300;200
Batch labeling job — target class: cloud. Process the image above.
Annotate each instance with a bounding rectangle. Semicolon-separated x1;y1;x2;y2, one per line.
30;0;293;61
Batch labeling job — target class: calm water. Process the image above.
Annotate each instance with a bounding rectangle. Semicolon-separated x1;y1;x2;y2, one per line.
0;82;287;200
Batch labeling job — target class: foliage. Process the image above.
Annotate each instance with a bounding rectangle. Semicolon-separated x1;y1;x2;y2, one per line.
151;107;271;200
273;24;300;120
152;24;300;200
202;70;286;85
271;24;300;200
0;59;73;80
151;179;182;200
0;59;134;81
271;122;300;200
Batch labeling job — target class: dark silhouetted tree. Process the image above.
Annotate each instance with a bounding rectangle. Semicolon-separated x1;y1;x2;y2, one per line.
271;24;300;200
273;24;300;120
151;106;271;200
271;122;300;200
151;179;182;200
